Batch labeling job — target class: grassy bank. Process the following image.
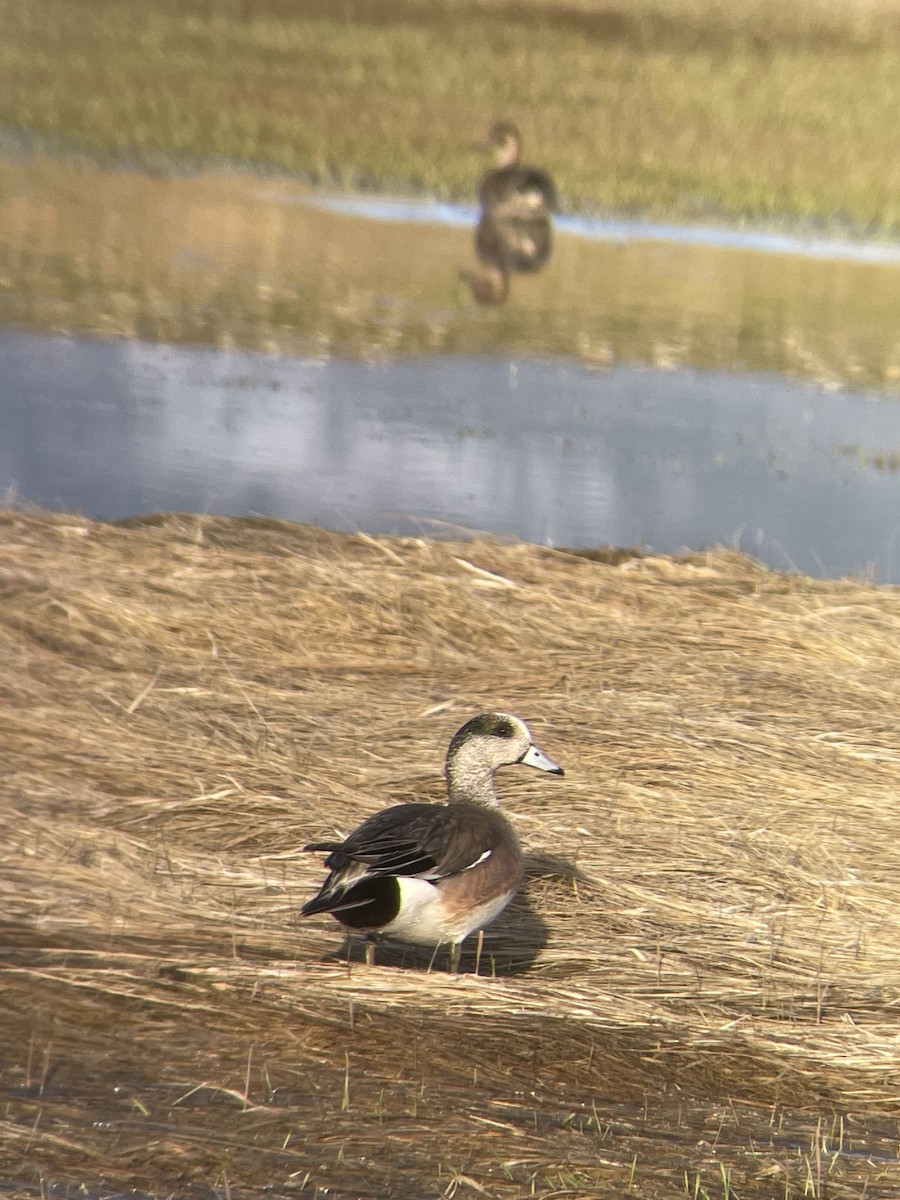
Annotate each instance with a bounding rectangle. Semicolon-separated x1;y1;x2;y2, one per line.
2;0;900;230
4;509;900;1196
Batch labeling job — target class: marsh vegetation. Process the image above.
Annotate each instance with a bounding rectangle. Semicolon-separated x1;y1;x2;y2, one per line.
2;0;900;231
4;4;900;1196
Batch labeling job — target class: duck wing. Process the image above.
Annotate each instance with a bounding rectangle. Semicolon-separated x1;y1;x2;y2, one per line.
305;802;506;882
480;166;557;215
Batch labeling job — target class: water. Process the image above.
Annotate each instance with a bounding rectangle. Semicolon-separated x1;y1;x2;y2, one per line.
3;327;900;580
3;158;900;581
294;192;900;266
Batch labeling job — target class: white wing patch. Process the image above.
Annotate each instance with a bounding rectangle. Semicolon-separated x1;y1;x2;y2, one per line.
462;849;492;871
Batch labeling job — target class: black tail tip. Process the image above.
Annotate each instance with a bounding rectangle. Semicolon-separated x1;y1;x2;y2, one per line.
300;893;331;917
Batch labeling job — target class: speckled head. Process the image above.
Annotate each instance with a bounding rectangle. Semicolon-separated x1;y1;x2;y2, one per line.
445;711;563;806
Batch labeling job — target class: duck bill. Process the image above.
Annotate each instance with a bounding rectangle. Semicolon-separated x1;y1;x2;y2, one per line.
520;743;564;775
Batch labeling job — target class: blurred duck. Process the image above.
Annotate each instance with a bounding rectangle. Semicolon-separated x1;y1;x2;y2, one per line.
462;122;556;304
301;712;564;971
478;121;557;220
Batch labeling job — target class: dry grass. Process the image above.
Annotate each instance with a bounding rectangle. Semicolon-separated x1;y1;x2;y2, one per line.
3;508;900;1196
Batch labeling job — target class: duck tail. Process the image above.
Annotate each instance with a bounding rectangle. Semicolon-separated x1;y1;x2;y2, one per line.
300;887;341;917
300;878;383;919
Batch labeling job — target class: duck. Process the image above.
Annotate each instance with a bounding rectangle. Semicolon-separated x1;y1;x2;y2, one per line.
478;121;558;220
301;711;564;971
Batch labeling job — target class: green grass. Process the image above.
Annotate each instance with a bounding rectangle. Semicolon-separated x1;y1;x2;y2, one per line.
2;0;900;231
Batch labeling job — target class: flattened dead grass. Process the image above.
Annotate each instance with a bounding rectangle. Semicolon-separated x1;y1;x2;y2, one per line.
3;508;900;1197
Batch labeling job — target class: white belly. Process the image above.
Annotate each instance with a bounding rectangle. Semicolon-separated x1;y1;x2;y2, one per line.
381;878;516;946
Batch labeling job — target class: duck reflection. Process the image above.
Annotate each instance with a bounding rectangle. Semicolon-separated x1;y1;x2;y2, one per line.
461;122;556;305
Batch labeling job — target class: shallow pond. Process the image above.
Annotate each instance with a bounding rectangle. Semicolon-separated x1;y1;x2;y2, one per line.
2;157;900;579
5;329;900;580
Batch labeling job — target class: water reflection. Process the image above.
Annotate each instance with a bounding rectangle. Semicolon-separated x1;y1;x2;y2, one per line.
461;122;556;305
316;193;900;267
4;158;900;389
461;212;555;304
3;328;900;581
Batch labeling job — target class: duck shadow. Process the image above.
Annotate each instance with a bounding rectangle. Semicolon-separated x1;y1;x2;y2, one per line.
317;851;586;976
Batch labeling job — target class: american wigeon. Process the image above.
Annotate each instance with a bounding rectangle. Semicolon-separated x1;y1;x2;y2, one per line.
478;122;558;219
301;712;564;971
